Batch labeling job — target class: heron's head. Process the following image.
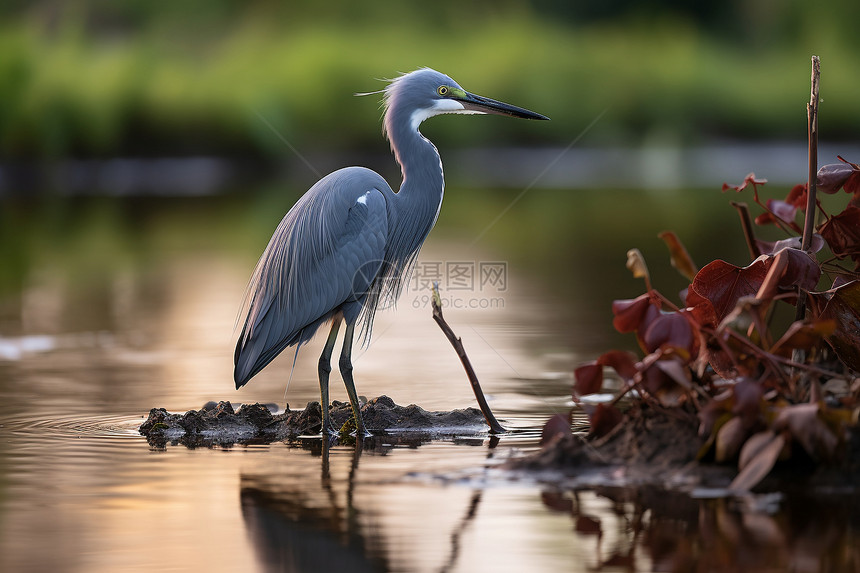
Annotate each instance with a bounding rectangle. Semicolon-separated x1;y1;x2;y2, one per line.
382;68;548;138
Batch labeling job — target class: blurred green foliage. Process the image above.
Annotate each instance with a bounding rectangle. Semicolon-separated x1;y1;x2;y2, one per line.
0;0;858;158
0;182;749;347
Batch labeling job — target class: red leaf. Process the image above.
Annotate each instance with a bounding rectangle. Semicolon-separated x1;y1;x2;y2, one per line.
653;359;692;389
596;350;639;382
731;430;785;491
715;416;746;462
611;292;661;333
641;311;697;359
765;198;798;224
817;162;857;194
807;280;860;371
785;183;809;208
640;361;668;395
658;230;698;281
640;358;690;405
770;319;837;356
574;362;603;397
636;303;662;343
540;413;572;446
588;403;623;438
686;258;772;329
818;205;860;261
698;397;731;438
731;378;763;430
755;184;808;226
722;172;767;193
738;430;780;471
755;212;776;226
685;287;717;331
767;248;821;298
773;403;840;461
756;235;825;256
740;248;819;307
844;171;860;194
818;157;860;206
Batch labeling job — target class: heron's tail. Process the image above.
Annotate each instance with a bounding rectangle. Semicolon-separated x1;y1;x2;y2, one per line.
233;322;258;388
233;316;326;389
233;320;291;388
234;333;293;389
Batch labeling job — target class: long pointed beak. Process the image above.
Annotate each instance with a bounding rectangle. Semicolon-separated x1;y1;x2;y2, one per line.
455;92;549;120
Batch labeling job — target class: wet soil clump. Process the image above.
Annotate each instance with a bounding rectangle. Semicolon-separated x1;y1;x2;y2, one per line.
508;403;860;492
139;395;487;448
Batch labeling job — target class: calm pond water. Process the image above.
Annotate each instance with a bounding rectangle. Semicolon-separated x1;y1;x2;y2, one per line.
1;184;857;571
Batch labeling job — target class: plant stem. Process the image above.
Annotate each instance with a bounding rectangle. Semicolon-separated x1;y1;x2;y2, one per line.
795;55;821;323
430;283;506;434
730;201;761;259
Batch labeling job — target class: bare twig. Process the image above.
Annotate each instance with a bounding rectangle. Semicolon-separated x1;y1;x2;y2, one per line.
730;201;761;259
801;56;821;254
795;55;821;323
430;283;506;434
791;56;821;370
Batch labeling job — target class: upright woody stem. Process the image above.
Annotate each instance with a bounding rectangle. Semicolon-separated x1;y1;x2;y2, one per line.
795;55;820;323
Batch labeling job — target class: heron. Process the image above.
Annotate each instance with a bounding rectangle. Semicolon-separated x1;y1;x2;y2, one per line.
234;68;548;436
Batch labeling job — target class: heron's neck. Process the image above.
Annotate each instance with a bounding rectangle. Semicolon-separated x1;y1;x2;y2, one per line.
389;124;445;255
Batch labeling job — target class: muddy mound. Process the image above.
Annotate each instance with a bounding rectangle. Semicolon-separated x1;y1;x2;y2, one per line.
139;395;487;448
508;403;860;492
513;405;703;474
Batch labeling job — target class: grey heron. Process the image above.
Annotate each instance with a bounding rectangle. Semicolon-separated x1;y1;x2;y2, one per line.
234;68;547;436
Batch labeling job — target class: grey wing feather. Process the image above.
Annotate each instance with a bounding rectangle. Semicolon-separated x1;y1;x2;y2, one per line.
234;167;390;386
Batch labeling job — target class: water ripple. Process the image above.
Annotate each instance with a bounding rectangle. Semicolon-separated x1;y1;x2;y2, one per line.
2;413;144;441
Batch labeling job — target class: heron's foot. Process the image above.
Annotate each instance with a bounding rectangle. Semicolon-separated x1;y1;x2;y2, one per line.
349;422;370;439
334;413;371;440
354;426;371;439
320;411;338;436
321;423;339;437
353;410;370;438
354;416;369;438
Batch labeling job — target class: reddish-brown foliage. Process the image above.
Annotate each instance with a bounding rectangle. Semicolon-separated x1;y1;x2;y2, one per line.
541;413;572;446
819;206;860;262
611;292;661;333
574;362;603;397
560;162;860;492
687;258;772;328
807;281;860;371
818;156;860;196
588;403;623;438
658;230;698;281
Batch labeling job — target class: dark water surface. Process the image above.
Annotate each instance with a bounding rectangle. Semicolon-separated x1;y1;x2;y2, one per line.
1;187;856;571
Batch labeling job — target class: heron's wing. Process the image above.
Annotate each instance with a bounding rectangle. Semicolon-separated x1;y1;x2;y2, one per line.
234;168;390;386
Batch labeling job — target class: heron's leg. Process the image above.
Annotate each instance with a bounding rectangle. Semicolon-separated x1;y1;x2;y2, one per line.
318;318;341;435
338;322;368;437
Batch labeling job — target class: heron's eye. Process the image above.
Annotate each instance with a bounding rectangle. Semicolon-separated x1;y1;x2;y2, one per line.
437;86;449;96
